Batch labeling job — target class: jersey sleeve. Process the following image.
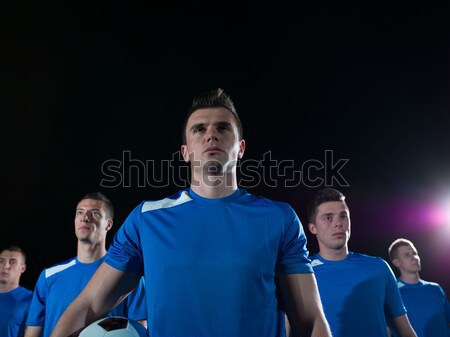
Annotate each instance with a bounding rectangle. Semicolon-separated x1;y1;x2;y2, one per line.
382;259;406;318
437;284;450;325
275;204;313;274
124;276;147;321
105;203;145;274
25;271;47;327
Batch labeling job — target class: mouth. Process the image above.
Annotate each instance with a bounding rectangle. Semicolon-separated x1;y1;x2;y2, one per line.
203;147;223;154
333;232;346;238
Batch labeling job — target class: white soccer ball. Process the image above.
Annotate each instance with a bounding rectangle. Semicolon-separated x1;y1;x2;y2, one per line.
78;316;147;337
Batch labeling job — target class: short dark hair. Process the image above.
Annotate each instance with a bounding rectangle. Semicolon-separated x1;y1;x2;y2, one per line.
182;88;243;144
388;238;416;261
79;192;114;219
0;245;27;263
307;188;347;224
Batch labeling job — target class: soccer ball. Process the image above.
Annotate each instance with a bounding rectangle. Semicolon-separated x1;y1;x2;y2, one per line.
78;316;147;337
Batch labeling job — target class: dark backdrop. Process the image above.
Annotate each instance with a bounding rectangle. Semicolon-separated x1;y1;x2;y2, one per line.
2;1;450;296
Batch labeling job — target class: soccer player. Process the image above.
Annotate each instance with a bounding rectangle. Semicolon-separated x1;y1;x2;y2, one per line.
0;245;33;337
306;188;417;337
50;88;331;337
388;238;450;337
25;192;146;337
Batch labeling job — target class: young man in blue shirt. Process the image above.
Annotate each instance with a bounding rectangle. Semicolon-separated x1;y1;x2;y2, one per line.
306;188;417;337
388;238;450;337
0;245;33;337
25;192;146;337
50;89;331;337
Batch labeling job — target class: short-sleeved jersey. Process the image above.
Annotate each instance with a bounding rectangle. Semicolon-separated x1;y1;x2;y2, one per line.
105;188;312;337
310;252;406;337
0;286;33;337
26;256;146;337
391;279;450;337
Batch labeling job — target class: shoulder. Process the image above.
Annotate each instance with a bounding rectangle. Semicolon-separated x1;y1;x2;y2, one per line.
419;279;446;294
347;252;394;273
9;286;33;298
44;257;77;279
141;189;193;213
309;254;324;268
419;279;441;287
245;191;298;215
350;252;388;264
17;286;33;298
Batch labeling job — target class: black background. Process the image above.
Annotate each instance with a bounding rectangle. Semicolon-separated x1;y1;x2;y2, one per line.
2;2;450;297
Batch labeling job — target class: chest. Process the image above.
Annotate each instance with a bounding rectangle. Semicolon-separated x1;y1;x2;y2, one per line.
139;204;282;275
314;261;387;307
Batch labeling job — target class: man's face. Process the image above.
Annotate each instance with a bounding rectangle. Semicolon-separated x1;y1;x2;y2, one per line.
0;250;26;285
393;245;421;274
181;107;245;176
309;201;351;251
74;199;112;244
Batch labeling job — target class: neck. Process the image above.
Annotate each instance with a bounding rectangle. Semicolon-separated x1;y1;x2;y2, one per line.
319;245;349;261
399;271;420;284
77;241;107;263
0;281;19;293
190;169;238;199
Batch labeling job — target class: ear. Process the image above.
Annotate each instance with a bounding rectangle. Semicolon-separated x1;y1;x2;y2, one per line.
237;139;246;159
308;222;317;235
105;219;113;231
181;144;190;163
20;263;27;274
392;258;400;268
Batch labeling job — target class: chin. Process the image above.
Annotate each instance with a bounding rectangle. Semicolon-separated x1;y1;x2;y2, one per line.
204;162;225;174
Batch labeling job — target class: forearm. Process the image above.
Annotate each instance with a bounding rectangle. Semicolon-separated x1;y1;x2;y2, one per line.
392;315;417;337
49;295;97;337
310;314;332;337
278;273;332;337
290;307;331;337
137;320;147;329
50;263;134;337
24;326;42;337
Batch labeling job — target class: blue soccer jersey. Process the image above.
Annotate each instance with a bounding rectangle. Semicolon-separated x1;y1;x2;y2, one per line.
0;286;33;337
105;188;313;337
310;252;406;337
391;279;450;337
26;256;146;337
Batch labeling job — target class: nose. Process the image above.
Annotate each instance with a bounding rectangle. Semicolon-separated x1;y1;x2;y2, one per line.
83;212;92;222
205;126;218;142
334;218;342;228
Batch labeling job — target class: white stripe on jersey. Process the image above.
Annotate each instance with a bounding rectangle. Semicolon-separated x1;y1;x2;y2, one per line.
45;259;76;278
142;190;193;213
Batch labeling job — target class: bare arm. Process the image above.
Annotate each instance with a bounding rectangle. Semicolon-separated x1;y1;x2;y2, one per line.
136;320;147;328
49;262;141;337
278;273;332;337
391;314;417;337
24;326;42;337
386;326;392;337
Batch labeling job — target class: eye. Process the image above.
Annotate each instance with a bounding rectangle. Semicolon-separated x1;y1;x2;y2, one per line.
193;126;206;133
324;215;332;222
217;124;231;132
